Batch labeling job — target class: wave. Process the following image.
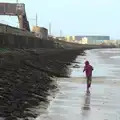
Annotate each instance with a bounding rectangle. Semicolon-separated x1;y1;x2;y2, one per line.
110;56;120;59
100;51;120;54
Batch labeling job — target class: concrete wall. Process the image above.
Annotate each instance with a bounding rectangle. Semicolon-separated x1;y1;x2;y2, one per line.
54;39;107;49
0;33;55;49
0;23;34;37
0;33;115;49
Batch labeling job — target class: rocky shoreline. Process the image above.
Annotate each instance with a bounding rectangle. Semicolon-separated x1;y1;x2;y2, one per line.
0;48;84;120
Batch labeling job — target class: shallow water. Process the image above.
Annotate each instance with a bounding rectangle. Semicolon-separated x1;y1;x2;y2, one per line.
36;48;120;120
71;48;120;78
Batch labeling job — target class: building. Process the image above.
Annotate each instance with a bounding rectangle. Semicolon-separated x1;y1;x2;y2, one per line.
32;26;48;40
56;37;65;41
65;36;75;42
103;40;120;47
65;35;110;44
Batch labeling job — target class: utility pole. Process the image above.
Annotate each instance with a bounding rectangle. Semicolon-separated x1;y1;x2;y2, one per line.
49;22;52;35
60;30;62;37
36;13;38;26
16;0;18;3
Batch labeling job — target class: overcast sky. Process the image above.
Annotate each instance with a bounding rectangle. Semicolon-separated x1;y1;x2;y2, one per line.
0;0;120;39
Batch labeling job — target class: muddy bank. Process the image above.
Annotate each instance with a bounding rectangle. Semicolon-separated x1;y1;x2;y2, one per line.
0;48;84;120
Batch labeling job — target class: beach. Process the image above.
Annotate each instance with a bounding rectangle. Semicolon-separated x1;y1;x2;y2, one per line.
36;48;120;120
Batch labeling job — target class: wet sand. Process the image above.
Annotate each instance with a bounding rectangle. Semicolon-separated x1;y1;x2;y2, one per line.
36;48;120;120
36;77;120;120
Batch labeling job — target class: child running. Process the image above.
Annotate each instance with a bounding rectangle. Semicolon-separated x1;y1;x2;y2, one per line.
83;61;94;93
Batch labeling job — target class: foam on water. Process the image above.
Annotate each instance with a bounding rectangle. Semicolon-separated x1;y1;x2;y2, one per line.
110;56;120;59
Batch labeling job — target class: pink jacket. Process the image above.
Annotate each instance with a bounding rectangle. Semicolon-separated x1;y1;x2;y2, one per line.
83;61;93;77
